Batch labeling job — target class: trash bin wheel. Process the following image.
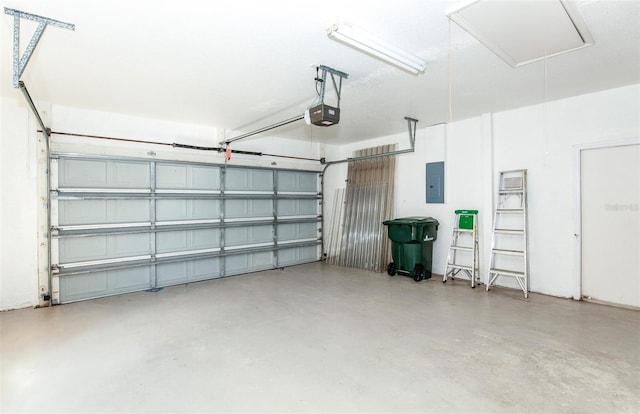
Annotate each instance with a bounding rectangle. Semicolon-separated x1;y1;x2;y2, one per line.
387;262;397;276
413;264;425;282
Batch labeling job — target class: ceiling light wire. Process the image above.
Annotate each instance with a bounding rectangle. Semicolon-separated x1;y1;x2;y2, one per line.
448;17;453;125
544;50;549;156
315;66;322;96
309;66;325;108
446;17;453;176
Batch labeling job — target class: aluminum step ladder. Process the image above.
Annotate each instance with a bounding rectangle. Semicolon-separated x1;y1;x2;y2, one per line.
486;170;529;298
443;210;480;288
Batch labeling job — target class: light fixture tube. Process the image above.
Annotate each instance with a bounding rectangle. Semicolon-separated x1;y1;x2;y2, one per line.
327;21;426;74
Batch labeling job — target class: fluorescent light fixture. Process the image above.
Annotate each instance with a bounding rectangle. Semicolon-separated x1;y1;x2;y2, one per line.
327;21;426;74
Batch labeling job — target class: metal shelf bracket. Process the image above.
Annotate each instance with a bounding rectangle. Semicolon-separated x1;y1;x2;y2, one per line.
405;116;418;148
316;64;349;109
4;8;75;88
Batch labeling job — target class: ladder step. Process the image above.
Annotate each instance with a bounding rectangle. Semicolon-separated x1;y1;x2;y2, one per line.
451;246;473;252
489;268;525;277
448;264;473;271
496;208;524;213
453;228;474;233
498;189;524;194
492;249;524;256
494;228;524;235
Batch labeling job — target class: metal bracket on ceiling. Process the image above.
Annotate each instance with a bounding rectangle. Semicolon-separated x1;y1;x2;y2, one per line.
405;116;418;148
223;65;348;146
4;8;75;88
316;65;349;108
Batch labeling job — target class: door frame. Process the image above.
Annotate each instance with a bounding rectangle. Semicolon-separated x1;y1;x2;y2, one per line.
572;137;640;301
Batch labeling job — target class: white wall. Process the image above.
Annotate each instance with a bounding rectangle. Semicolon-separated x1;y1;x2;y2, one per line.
0;97;40;309
2;84;638;309
0;101;323;310
323;84;640;298
492;84;640;297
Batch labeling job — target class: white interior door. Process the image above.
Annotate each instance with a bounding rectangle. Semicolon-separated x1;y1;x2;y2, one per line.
581;144;640;308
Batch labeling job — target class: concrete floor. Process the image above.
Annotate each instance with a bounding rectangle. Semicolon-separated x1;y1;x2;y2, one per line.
1;262;639;413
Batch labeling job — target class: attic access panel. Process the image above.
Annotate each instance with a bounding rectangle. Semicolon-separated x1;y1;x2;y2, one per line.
448;0;594;67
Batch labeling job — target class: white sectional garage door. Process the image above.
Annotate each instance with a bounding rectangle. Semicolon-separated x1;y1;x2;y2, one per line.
50;154;321;303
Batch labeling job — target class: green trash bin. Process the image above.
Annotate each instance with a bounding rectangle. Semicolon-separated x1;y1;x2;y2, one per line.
383;217;439;282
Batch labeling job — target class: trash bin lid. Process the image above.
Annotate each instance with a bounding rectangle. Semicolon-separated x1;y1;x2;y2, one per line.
383;217;439;226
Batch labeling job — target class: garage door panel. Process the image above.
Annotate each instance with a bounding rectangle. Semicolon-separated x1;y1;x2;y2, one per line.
156;199;220;221
192;257;222;281
60;159;107;187
156;164;220;190
190;199;218;218
59;272;108;302
226;169;273;191
112;200;151;222
59;199;150;225
225;251;273;274
157;262;187;285
59;236;106;263
279;246;318;266
111;233;151;256
226;225;273;247
113;162;150;188
225;199;272;218
277;223;317;241
59;233;151;263
277;171;317;192
59;267;151;303
59;159;149;189
157;231;186;253
277;199;317;216
156;257;222;286
191;228;220;248
190;166;220;190
111;267;151;290
156;229;220;253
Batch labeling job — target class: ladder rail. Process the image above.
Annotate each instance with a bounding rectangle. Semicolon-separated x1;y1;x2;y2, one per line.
444;210;479;288
523;171;530;293
487;170;529;298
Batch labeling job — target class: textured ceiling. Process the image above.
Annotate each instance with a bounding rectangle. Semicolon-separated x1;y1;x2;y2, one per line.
1;0;639;144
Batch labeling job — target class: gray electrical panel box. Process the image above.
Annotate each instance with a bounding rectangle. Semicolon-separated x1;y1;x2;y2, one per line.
426;162;444;203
